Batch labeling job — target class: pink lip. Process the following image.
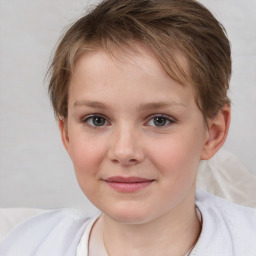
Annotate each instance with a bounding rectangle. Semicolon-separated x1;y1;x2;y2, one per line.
104;176;154;192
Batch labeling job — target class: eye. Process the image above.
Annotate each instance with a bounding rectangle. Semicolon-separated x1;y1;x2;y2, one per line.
83;115;108;127
147;115;174;127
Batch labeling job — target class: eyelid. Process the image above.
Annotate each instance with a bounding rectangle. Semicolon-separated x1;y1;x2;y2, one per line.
147;113;176;121
145;114;176;126
82;114;110;126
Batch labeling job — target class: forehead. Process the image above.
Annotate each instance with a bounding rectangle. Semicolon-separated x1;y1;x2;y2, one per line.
73;46;168;81
68;45;198;113
72;43;191;87
72;41;191;81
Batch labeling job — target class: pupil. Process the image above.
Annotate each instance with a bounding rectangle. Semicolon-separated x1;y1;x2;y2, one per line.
154;117;166;126
93;117;105;126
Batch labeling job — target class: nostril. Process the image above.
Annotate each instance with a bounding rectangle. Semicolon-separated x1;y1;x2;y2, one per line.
111;157;140;166
108;135;145;165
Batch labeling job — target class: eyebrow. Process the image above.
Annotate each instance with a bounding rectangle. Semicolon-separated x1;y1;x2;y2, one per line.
137;102;186;111
73;100;107;109
73;100;186;110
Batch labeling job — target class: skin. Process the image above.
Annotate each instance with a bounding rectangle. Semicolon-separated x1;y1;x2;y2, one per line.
59;46;230;256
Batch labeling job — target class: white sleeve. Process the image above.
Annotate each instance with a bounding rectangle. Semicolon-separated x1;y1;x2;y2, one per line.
0;208;47;242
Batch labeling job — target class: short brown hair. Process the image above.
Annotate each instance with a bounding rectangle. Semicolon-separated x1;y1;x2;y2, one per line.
48;0;231;120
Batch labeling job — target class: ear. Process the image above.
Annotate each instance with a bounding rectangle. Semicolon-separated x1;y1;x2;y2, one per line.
58;118;70;153
200;105;231;160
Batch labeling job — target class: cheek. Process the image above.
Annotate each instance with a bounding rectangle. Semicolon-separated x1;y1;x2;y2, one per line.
68;132;106;180
67;135;108;205
148;131;204;180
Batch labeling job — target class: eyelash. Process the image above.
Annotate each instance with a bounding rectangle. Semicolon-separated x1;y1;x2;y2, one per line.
81;114;176;128
146;114;176;127
82;114;110;127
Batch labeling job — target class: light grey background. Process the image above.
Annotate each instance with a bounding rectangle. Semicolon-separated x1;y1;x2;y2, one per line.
0;0;255;211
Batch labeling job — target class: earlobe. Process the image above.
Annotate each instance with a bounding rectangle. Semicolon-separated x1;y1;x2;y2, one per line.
58;118;70;152
200;105;231;160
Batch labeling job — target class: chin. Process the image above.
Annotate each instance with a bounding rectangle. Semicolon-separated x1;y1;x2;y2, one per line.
103;204;157;225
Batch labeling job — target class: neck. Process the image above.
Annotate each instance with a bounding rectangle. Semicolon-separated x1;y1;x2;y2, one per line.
102;191;201;256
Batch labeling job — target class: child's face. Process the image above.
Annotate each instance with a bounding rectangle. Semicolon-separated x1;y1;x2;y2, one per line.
60;46;210;224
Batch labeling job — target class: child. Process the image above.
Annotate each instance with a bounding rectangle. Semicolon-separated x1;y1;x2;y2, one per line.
0;0;255;255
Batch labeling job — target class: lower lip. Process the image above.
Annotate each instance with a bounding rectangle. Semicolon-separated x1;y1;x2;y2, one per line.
105;181;153;193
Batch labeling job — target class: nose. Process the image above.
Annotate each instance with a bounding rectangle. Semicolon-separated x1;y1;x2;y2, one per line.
108;126;145;166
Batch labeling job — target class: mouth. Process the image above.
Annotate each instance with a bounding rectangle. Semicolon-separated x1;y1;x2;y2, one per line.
103;176;155;193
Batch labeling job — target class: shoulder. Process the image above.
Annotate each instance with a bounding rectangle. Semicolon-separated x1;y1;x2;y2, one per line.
0;208;94;256
0;208;47;242
194;188;256;255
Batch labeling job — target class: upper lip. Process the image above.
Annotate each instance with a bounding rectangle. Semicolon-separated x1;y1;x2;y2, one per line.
104;176;154;183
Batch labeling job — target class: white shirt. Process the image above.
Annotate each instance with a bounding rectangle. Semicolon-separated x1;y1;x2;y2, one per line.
1;189;256;256
75;210;202;256
76;214;108;256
